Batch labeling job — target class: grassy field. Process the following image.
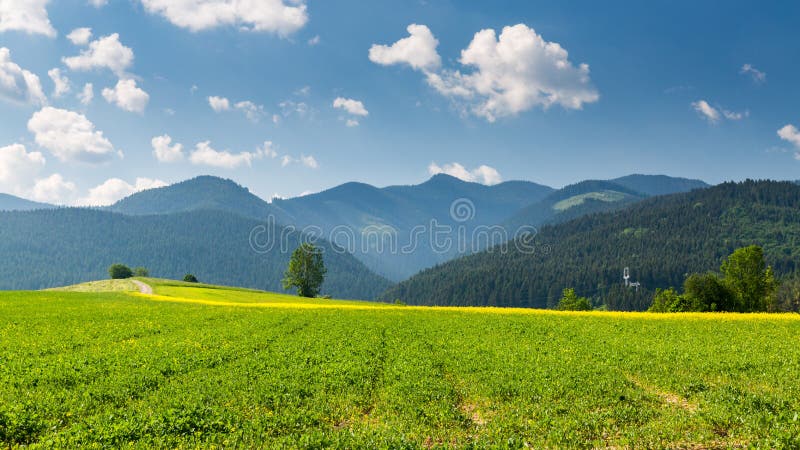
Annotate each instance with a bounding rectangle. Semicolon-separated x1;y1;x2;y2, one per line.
1;280;799;448
552;190;629;211
44;279;141;293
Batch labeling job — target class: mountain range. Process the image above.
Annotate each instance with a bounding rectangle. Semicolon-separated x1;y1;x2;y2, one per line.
0;173;708;297
380;180;800;310
108;173;705;280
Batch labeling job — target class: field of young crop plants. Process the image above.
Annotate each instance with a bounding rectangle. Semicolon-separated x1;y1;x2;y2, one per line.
2;279;799;448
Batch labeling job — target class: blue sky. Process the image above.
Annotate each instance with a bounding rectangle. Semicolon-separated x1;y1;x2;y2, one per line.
1;0;799;205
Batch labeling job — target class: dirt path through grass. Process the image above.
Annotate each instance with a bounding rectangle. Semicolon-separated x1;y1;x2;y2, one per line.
131;280;153;295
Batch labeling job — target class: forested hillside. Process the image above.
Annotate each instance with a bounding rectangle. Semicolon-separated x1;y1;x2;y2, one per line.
381;180;800;310
0;208;391;299
609;174;708;196
108;176;272;219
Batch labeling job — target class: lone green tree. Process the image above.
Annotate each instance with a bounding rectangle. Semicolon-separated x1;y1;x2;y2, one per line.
720;245;777;312
557;288;592;311
133;267;149;277
283;243;326;298
108;264;133;279
183;274;198;283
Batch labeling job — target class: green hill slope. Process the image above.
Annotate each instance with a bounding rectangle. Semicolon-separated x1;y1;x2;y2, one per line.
503;180;646;231
0;208;391;299
381;180;800;310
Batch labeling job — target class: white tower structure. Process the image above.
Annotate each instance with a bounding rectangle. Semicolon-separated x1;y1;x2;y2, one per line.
624;267;641;291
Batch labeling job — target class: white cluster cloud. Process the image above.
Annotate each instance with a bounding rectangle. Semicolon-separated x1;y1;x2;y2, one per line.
0;0;56;37
0;47;47;106
0;143;82;204
692;100;719;122
30;174;77;203
88;0;108;7
151;134;184;162
257;140;278;158
281;154;318;168
233;100;264;122
79;177;167;206
63;33;134;76
102;79;149;113
208;96;264;122
47;68;70;98
691;99;747;124
333;97;368;116
151;135;301;169
208;95;230;111
66;27;92;45
27;106;116;163
740;64;766;84
0;143;46;194
370;23;598;122
428;162;502;185
778;124;800;147
189;141;265;169
777;124;800;160
139;0;308;35
78;82;93;105
369;24;441;72
1;143;164;206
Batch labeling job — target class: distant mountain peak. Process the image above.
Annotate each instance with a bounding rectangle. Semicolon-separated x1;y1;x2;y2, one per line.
108;174;268;218
424;173;472;185
178;175;249;190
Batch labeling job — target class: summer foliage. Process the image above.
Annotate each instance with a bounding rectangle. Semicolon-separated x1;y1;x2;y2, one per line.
108;264;133;279
649;246;778;312
282;243;326;298
1;281;799;447
556;288;592;311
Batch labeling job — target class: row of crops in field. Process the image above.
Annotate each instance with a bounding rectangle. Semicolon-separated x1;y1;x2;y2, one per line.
1;282;799;448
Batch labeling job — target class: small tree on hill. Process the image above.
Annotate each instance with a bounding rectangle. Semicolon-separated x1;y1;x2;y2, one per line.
183;274;198;283
283;243;326;298
109;264;133;279
557;288;592;311
133;267;149;277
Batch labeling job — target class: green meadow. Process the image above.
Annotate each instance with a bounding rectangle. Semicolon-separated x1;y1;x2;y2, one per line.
1;279;799;448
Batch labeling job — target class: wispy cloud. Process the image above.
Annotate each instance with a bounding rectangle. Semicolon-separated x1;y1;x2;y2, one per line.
740;64;766;84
